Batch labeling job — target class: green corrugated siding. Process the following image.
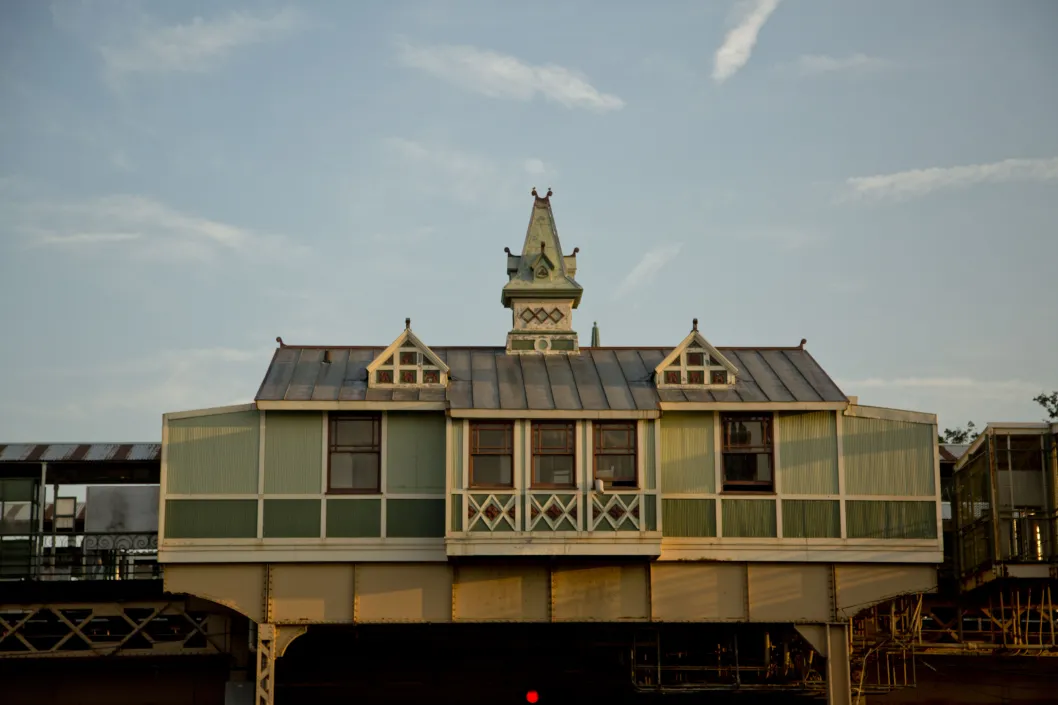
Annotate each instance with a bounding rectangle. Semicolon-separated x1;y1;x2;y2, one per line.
644;494;657;531
779;411;838;495
846;500;936;539
660;412;715;494
264;412;322;494
722;499;776;538
263;499;320;538
165;499;257;538
387;413;446;493
387;499;445;537
643;421;657;490
326;499;381;538
451;421;464;488
662;499;716;537
167;411;259;495
783;499;840;538
844;416;935;496
450;494;461;531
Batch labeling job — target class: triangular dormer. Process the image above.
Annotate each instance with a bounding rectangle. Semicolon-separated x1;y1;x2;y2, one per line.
367;319;449;387
655;319;738;389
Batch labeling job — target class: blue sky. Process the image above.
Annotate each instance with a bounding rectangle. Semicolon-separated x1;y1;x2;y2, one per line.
1;0;1056;442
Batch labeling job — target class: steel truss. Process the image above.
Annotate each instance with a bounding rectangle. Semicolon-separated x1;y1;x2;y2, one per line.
0;600;229;659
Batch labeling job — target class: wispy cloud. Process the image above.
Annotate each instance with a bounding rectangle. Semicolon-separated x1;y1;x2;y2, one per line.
792;53;892;76
395;39;625;112
712;0;782;84
100;7;306;82
8;194;303;263
383;138;556;205
615;243;683;298
846;156;1058;202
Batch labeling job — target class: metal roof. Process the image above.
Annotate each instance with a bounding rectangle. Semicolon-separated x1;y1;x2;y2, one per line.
0;444;160;463
255;346;847;409
939;444;970;462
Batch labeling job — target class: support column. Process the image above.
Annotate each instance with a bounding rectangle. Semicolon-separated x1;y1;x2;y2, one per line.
255;624;275;705
826;623;852;705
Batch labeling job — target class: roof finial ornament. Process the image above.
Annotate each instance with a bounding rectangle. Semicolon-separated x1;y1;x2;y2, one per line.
800;338;807;349
541;242;546;252
504;247;511;254
405;317;411;330
276;336;285;347
546;187;552;199
572;247;579;255
692;318;698;332
531;186;538;197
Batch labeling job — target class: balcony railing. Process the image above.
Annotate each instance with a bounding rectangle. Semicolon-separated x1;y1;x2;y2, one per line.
0;531;159;581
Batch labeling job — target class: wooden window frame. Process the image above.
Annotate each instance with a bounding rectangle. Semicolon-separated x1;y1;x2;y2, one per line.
470;421;514;489
531;422;576;489
721;412;774;493
593;421;638;489
327;413;382;494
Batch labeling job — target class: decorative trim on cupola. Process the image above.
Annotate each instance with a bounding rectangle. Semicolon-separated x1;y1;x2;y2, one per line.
366;318;450;388
654;319;739;389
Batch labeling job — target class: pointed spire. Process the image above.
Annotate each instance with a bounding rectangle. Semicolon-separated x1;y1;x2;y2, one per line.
500;188;583;308
591;321;601;347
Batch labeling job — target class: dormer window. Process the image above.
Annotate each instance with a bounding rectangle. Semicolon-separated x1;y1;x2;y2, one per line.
654;323;739;389
367;322;449;388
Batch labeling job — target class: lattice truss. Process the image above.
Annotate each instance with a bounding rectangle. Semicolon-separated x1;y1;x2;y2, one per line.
467;494;518;531
590;493;640;531
256;624;276;705
0;600;227;658
917;586;1058;654
527;493;579;531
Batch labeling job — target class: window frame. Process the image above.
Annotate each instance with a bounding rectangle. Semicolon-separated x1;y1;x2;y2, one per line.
592;421;638;489
721;412;775;493
327;413;382;494
469;421;515;489
659;345;732;388
531;421;577;489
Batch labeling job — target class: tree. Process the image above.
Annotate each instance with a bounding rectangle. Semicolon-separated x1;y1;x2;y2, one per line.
939;421;977;444
1033;391;1058;420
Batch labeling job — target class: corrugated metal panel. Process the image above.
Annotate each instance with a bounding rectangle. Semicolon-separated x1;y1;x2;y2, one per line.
844;416;935;496
722;499;776;538
165;499;257;538
264;412;323;494
387;413;446;494
263;499;320;538
782;499;840;538
326;498;381;537
450;494;462;531
254;346;846;409
387;499;445;537
779;411;838;495
846;500;936;539
662;498;716;537
451;421;464;488
660;412;715;494
166;411;259;494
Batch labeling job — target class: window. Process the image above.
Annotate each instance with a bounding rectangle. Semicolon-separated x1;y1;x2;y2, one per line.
593;422;637;488
658;345;732;387
470;422;514;487
722;413;773;492
372;346;444;386
532;422;575;487
329;414;381;493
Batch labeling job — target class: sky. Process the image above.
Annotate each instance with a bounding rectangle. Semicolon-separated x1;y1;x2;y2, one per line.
1;0;1056;442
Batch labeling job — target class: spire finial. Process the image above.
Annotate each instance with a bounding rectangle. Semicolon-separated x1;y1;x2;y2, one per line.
692;318;698;332
405;317;411;330
546;187;552;199
541;242;546;252
572;247;579;255
799;338;807;349
504;246;511;254
591;321;601;347
531;186;538;197
276;336;285;347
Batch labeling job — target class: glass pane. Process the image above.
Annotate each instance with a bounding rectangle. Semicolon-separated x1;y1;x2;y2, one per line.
596;454;636;484
723;453;772;484
535;455;574;486
688;370;704;384
399;370;417;384
599;427;633;450
538;426;571;451
664;371;681;384
335;418;377;448
725;419;766;448
711;371;727;385
350;453;380;489
686;352;704;366
475;427;510;451
472;455;512;486
400;351;418;365
423;370;440;384
376;370;393;384
330;453;353;488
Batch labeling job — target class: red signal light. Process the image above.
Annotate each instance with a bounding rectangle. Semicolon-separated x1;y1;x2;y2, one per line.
526;691;539;704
